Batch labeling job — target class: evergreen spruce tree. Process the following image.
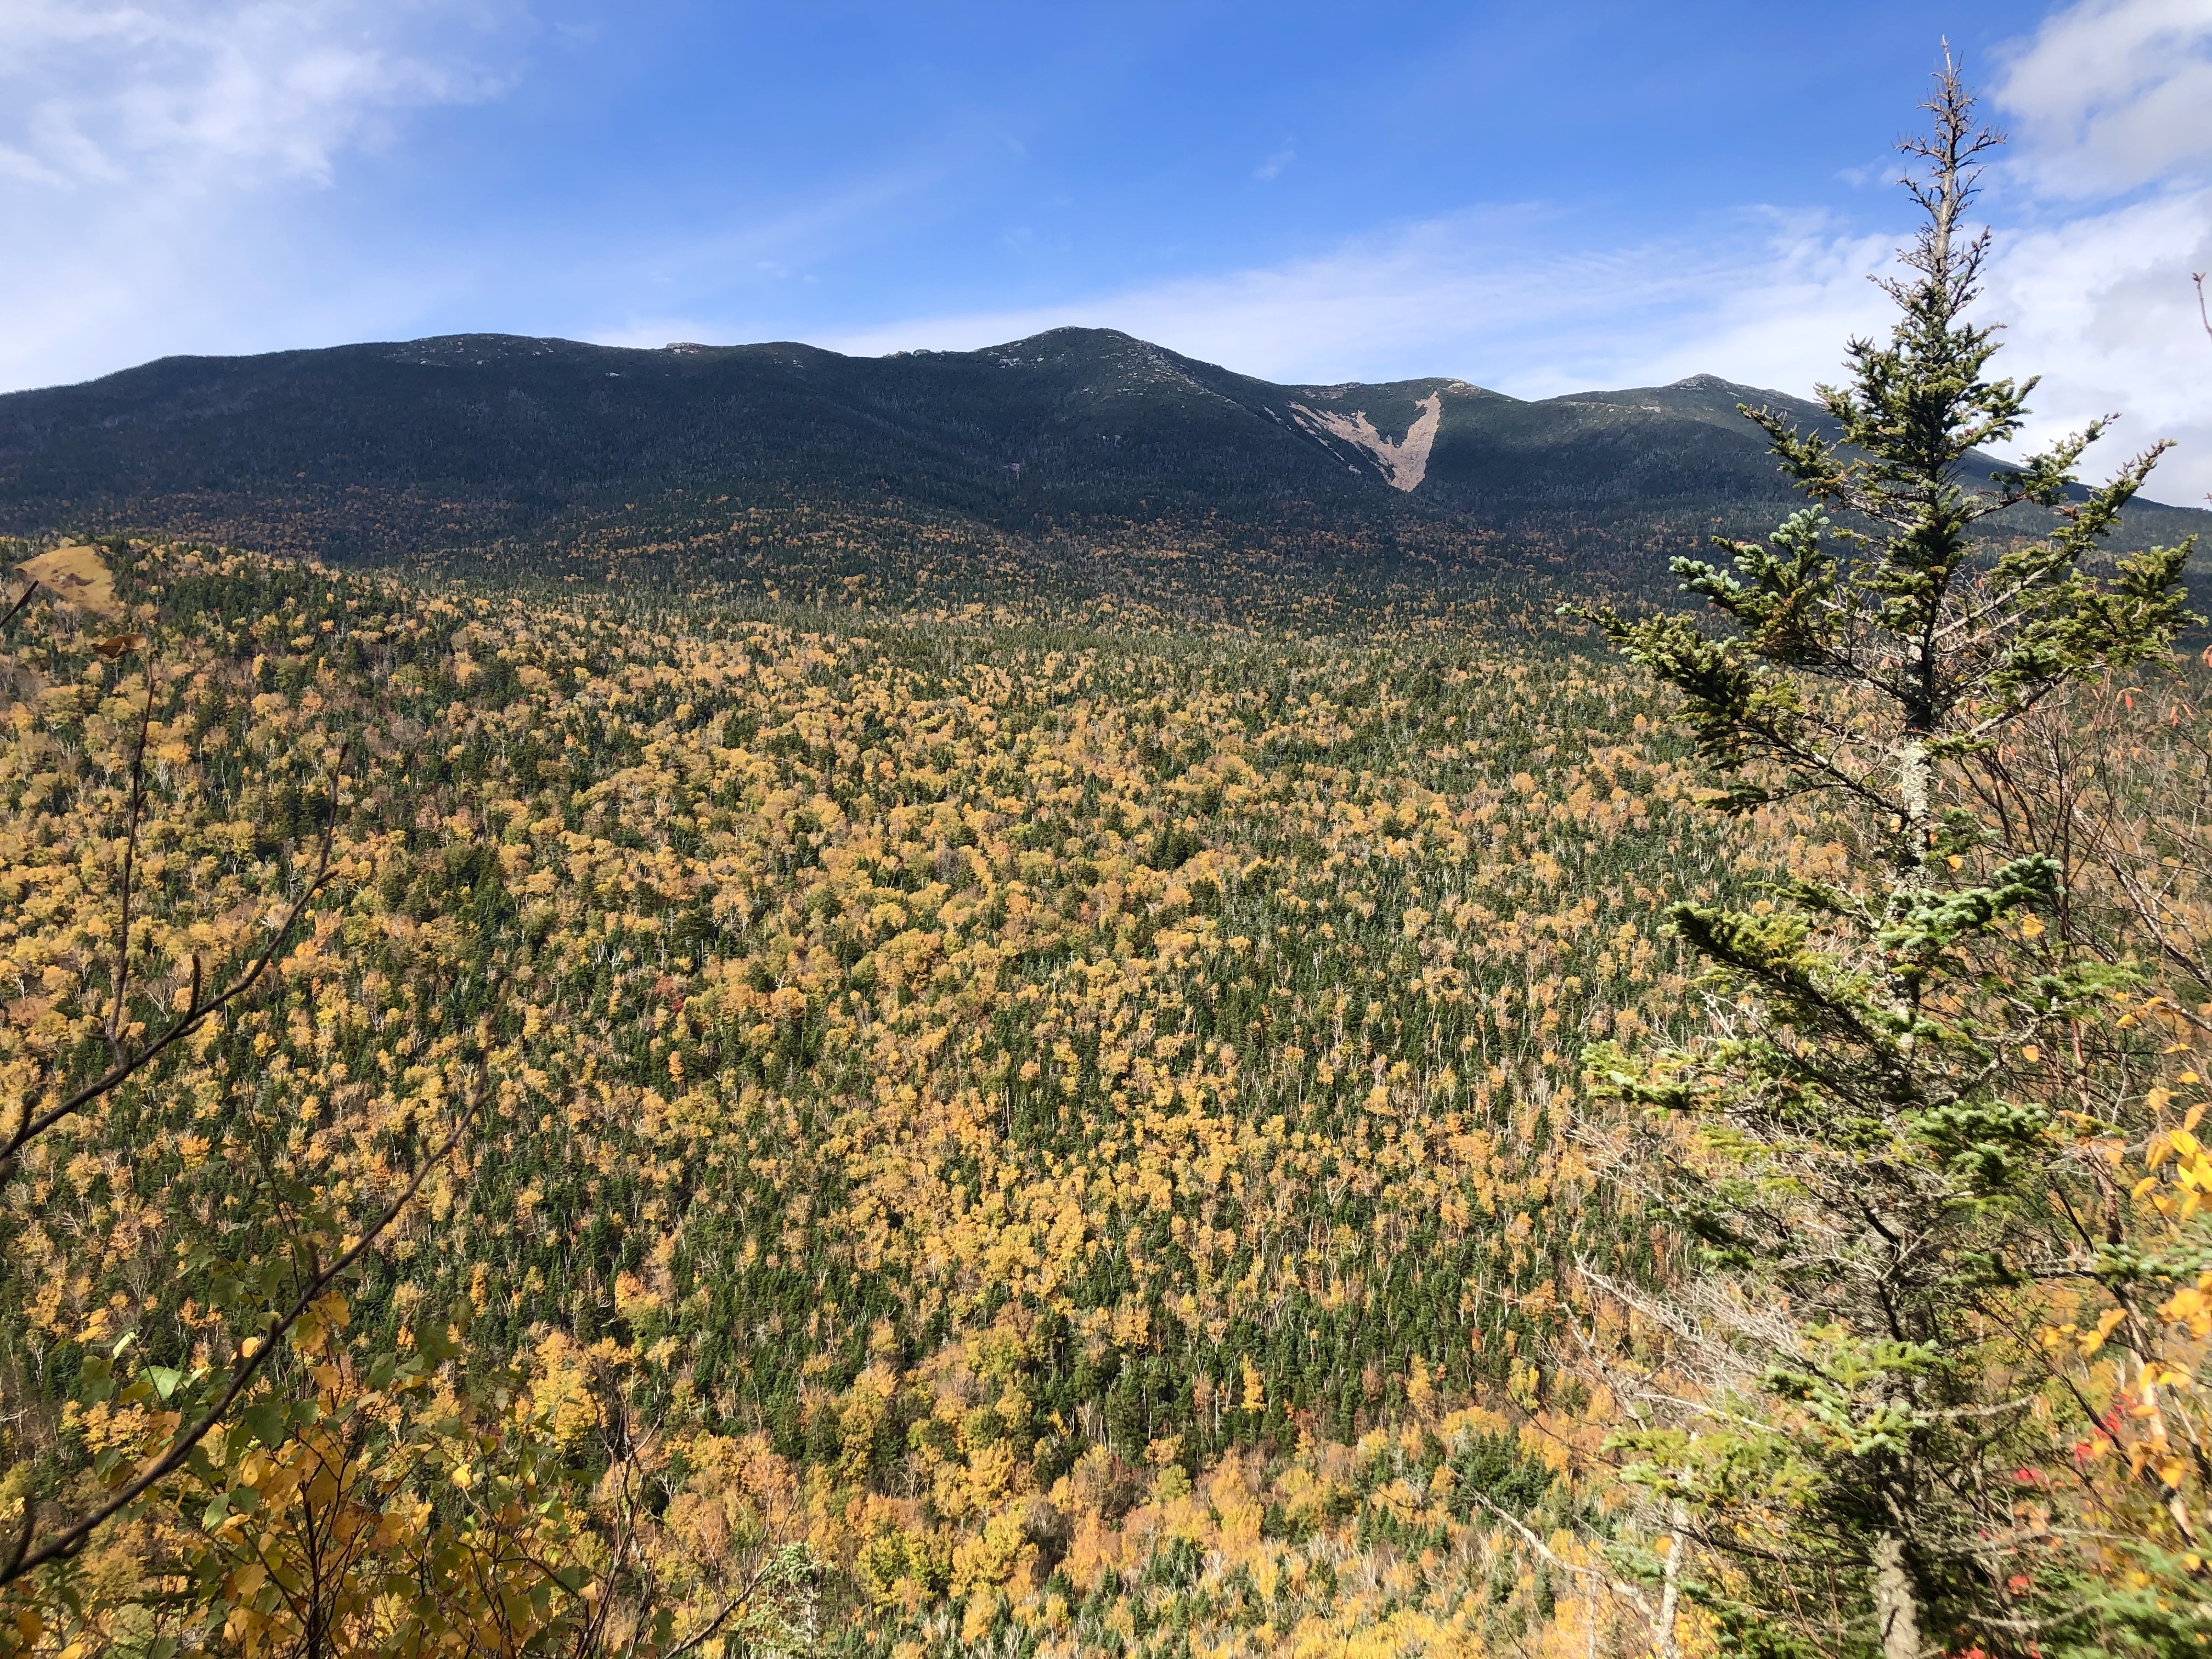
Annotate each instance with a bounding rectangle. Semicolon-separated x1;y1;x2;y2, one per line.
1579;58;2196;1658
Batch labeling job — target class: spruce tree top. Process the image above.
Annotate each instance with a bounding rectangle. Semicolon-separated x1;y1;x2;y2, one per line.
1587;57;2196;884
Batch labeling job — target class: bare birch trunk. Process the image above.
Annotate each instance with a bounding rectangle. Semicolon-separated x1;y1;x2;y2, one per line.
1652;1502;1685;1659
1872;1532;1920;1659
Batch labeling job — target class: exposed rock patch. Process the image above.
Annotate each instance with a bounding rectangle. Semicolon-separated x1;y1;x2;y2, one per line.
1288;392;1443;491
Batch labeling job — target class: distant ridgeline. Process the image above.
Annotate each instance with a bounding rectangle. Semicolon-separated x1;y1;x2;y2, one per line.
0;327;2203;597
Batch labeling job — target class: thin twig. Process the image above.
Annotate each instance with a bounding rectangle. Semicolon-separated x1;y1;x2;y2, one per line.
1;1110;467;1586
106;654;159;1063
0;749;347;1168
661;1551;794;1659
0;582;37;637
1460;1486;1657;1621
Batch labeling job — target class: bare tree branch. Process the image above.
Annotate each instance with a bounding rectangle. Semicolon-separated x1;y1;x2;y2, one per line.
0;582;37;638
1460;1485;1660;1625
1;1109;468;1587
105;653;159;1064
0;748;347;1170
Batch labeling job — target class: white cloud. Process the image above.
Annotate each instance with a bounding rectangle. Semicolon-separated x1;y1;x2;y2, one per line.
1977;0;2212;502
815;205;1891;394
1995;0;2212;196
0;2;526;394
1984;187;2212;505
0;3;520;191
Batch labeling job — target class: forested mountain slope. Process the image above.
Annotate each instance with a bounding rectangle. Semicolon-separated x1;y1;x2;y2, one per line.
4;328;2199;572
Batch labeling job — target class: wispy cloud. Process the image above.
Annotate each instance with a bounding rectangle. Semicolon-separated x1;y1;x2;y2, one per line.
0;2;523;191
0;2;529;393
1982;188;2212;499
816;204;1896;402
1984;0;2212;499
1994;0;2212;196
1254;143;1296;183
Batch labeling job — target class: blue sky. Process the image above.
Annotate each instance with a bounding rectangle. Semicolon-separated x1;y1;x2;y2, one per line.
6;1;2212;493
374;1;2027;335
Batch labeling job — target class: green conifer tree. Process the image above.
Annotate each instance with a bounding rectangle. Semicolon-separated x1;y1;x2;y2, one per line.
1578;57;2196;1659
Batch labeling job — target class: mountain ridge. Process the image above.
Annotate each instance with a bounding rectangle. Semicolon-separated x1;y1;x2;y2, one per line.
1;325;2200;572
